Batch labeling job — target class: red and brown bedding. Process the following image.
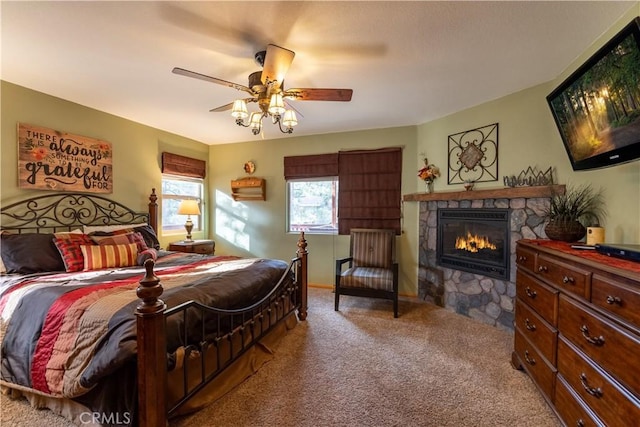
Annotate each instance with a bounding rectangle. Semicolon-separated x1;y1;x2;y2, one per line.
0;229;293;413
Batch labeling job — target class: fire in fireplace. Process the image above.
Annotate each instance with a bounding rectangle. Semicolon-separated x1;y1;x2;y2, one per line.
436;208;510;280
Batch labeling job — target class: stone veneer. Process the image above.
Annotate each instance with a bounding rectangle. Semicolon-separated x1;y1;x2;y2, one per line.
415;191;554;332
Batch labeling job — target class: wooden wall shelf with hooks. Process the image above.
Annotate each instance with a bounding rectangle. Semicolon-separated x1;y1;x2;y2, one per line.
231;177;266;201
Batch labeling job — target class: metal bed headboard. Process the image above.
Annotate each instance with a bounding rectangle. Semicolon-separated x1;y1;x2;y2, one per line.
0;191;156;234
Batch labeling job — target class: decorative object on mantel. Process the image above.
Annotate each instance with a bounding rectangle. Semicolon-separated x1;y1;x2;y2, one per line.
417;156;440;193
17;123;113;193
542;184;606;242
243;160;256;175
503;166;554;187
463;180;475;191
447;123;498;184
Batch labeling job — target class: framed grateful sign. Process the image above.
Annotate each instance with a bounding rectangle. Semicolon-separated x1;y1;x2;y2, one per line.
17;123;113;193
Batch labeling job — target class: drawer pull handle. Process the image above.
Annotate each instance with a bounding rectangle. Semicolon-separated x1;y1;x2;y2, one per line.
517;255;527;263
577;420;584;427
606;295;622;305
538;265;548;273
524;350;536;366
580;325;605;346
524;318;537;331
580;373;603;398
525;287;537;299
562;275;575;284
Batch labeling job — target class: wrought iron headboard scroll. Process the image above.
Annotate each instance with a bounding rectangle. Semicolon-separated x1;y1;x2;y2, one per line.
0;192;150;233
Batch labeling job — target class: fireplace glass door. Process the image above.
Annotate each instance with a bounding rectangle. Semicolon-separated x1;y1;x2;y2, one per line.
436;208;510;280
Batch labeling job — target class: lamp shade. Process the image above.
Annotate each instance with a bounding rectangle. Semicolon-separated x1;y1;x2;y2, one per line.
177;199;201;216
282;109;298;127
268;93;286;115
231;99;249;119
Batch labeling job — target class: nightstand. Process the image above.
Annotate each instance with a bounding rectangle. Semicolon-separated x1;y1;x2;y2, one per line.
168;239;215;255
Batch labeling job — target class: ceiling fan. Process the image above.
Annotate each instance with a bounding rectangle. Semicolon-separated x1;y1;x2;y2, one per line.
173;44;353;135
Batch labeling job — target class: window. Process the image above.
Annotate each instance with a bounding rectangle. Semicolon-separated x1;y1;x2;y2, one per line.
287;178;338;234
161;175;203;233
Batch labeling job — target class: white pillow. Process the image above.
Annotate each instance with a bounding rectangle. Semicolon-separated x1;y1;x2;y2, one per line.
83;223;147;234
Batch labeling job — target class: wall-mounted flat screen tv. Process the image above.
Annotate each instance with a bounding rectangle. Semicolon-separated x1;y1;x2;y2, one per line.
547;17;640;171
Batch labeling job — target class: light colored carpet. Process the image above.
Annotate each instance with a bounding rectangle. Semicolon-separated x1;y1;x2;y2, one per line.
1;287;560;427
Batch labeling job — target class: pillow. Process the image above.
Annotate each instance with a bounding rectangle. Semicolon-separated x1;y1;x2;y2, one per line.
81;243;138;271
0;233;66;274
53;234;94;272
137;248;158;265
90;231;148;252
133;224;161;250
83;223;147;234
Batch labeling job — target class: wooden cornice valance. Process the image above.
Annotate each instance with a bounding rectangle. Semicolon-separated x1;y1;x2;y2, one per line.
162;152;206;179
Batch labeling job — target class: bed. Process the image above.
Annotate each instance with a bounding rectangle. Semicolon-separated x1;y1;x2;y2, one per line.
0;190;308;427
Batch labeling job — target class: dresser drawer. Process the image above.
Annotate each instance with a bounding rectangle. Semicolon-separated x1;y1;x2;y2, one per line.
515;298;557;364
557;336;640;425
555;375;605;427
558;294;640;396
537;254;591;300
515;245;537;274
516;270;559;325
514;330;556;399
591;274;640;331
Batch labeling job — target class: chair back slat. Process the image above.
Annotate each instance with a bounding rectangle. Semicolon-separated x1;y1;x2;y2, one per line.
350;229;395;269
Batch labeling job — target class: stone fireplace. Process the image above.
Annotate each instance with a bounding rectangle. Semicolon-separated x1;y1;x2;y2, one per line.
404;186;561;331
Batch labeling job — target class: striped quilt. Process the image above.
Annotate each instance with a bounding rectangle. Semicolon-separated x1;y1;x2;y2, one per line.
0;252;290;399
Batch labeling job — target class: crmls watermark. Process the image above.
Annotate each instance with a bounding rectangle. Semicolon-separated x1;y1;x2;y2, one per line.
79;412;131;425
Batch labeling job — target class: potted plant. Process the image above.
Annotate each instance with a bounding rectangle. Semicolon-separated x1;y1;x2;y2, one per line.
543;184;606;242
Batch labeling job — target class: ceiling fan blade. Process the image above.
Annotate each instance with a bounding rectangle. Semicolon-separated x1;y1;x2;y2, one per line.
209;98;256;113
172;67;255;95
261;44;295;88
284;88;353;102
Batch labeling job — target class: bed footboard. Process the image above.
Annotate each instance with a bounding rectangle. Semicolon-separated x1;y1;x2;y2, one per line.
134;232;308;427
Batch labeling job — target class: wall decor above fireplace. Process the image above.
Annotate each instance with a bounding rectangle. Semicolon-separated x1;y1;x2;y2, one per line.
447;123;498;185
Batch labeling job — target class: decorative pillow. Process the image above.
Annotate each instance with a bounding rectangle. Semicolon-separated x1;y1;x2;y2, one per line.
90;231;148;252
81;243;138;271
133;224;161;250
137;248;158;266
53;234;94;272
0;233;66;274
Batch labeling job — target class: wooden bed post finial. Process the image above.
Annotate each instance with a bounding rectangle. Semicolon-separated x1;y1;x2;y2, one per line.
135;259;167;427
296;232;308;321
148;188;158;235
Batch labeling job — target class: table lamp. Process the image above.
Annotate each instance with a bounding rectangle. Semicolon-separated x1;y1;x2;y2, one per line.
177;199;200;242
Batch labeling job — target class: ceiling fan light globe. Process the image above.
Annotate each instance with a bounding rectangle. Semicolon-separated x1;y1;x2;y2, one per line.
249;112;263;132
231;99;249;119
268;93;286;116
282;110;298;128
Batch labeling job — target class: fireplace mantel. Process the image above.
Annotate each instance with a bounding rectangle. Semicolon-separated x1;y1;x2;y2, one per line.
403;184;565;202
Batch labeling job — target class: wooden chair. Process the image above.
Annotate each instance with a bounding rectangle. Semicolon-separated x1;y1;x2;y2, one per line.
335;228;399;318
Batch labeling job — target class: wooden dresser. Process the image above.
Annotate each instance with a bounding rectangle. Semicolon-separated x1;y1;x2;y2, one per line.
513;239;640;426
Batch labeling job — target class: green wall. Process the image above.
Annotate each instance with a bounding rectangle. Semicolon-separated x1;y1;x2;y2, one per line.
208;127;419;293
2;5;639;297
415;7;640;251
0;81;209;248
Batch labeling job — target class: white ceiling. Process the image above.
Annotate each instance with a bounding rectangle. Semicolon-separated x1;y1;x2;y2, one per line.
1;1;635;145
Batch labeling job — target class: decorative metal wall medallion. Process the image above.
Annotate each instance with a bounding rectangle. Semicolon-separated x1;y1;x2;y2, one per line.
447;123;498;184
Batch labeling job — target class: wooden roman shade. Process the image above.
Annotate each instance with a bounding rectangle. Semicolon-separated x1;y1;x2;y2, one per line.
161;152;206;179
338;147;402;235
284;153;339;180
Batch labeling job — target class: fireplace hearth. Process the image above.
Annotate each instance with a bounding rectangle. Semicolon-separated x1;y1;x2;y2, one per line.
437;208;510;280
